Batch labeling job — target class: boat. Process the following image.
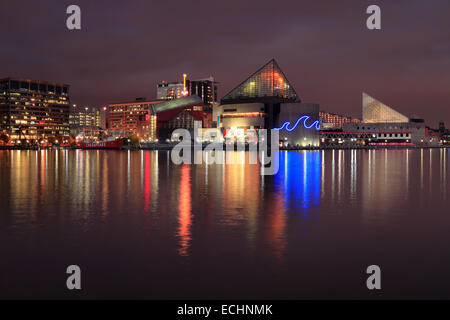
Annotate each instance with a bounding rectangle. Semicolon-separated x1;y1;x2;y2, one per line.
78;137;125;149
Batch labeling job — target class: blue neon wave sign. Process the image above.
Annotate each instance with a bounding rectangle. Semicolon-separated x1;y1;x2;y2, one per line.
274;115;320;131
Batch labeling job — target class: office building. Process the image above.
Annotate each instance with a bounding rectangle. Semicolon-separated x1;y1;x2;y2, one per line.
0;77;70;140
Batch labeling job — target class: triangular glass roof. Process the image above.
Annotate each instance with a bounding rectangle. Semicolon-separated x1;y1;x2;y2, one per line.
362;93;409;123
222;59;299;102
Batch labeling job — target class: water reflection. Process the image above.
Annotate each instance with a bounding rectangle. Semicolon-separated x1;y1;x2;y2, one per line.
177;165;192;257
0;148;449;262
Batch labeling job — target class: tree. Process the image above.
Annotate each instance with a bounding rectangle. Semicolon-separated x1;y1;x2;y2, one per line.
0;133;10;145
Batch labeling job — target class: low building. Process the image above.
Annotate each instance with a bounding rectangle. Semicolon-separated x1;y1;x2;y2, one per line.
339;93;439;147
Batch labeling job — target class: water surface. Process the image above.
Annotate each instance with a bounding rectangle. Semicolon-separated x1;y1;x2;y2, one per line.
0;149;449;299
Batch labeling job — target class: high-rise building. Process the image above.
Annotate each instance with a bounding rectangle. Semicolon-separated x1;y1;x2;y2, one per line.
157;76;218;105
157;81;185;100
0;78;70;140
186;77;218;106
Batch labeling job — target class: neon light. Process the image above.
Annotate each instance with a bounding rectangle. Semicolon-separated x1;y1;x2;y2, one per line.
274;115;320;131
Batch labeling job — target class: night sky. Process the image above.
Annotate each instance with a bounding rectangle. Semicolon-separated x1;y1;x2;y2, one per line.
1;0;449;126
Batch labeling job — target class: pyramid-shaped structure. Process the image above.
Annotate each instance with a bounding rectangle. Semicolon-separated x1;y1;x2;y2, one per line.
362;92;409;123
221;59;299;103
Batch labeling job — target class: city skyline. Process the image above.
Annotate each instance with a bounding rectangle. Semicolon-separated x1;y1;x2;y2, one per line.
1;0;449;127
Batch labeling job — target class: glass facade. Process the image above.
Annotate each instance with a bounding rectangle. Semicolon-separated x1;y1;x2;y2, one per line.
362;93;409;123
222;59;298;101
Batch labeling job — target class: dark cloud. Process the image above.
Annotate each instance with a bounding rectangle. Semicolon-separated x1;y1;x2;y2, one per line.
1;0;449;126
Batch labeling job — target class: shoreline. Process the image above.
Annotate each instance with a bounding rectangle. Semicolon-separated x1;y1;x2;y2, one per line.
1;144;448;151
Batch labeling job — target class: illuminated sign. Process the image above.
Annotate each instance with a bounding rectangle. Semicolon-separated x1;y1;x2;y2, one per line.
274;115;320;131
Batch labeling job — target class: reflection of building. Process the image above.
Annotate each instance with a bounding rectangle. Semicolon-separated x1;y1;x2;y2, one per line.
339;93;438;146
0;77;70;140
214;59;320;147
319;111;361;128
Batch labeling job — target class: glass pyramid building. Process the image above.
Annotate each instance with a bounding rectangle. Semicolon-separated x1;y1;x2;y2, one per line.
221;59;299;103
362;92;409;123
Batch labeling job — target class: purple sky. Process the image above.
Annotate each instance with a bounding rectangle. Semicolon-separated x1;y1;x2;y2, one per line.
1;0;449;126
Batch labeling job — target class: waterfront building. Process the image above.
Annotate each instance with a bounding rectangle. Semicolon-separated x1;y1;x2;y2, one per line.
214;59;320;147
109;96;205;141
157;75;217;128
108;98;164;137
69;106;108;139
339;93;439;146
0;77;70;141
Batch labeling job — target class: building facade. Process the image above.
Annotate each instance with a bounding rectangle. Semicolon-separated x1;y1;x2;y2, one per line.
69;107;106;138
214;59;320;147
138;96;205;142
108;99;164;137
157;81;185;100
0;78;70;140
319;111;361;128
336;93;438;146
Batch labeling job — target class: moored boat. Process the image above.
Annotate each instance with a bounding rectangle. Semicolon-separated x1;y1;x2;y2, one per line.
79;137;124;149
